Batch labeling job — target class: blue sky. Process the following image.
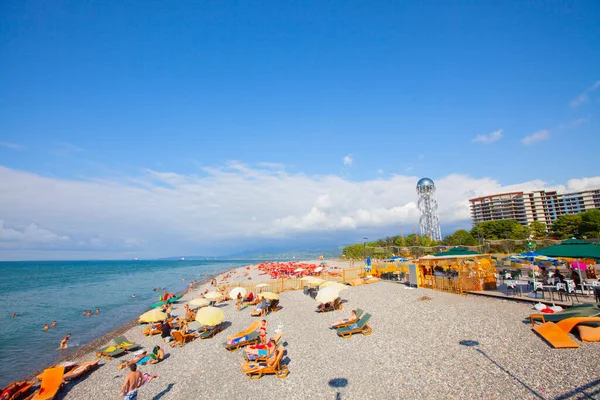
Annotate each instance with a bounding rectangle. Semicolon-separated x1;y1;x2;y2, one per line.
0;1;599;259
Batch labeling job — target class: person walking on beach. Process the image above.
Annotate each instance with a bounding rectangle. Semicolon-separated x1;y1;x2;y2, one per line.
188;282;193;293
236;292;243;311
59;333;71;349
121;363;144;400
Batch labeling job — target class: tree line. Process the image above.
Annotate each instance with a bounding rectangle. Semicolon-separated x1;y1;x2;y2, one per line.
341;209;600;259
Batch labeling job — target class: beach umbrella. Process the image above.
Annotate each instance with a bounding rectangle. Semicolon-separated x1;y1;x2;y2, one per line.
258;292;279;300
255;283;270;288
314;266;324;273
294;268;304;273
204;291;223;300
320;281;348;291
303;277;324;285
229;287;247;299
195;306;224;327
139;309;167;323
188;298;211;308
315;287;340;304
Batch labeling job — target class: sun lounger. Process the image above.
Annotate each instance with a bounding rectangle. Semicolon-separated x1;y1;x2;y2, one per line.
198;324;223;339
224;331;260;351
529;303;600;326
170;330;197;347
31;366;64;400
142;325;162;336
532;322;580;348
63;360;100;381
240;345;289;380
244;332;283;362
95;345;126;359
348;278;364;286
113;335;140;352
330;309;364;329
336;313;372;338
267;299;281;313
227;320;260;342
1;380;34;400
555;317;600;334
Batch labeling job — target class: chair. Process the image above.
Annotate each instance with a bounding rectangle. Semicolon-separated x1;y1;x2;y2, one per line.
142;325;162;337
224;331;260;352
243;332;283;362
113;335;140;352
336;313;372;338
240;345;289;380
63;360;100;381
95;345;126;359
268;299;281;313
31;366;64;400
198;324;223;339
565;280;580;303
1;381;34;400
329;309;364;329
170;330;197;347
594;286;600;303
505;280;517;296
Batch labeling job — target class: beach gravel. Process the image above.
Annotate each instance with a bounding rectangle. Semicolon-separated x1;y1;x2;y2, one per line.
60;281;600;400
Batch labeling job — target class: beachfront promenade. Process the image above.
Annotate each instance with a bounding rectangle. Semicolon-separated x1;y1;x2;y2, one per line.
60;274;599;399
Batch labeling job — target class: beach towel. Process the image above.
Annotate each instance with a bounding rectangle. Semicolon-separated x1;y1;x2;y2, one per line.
136;356;151;365
228;335;248;345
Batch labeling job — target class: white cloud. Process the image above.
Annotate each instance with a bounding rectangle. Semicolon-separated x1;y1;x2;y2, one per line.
556;118;589;130
343;154;353;166
473;129;503;144
377;169;384;175
0;163;596;259
522;129;550;145
0;142;25;150
570;81;600;108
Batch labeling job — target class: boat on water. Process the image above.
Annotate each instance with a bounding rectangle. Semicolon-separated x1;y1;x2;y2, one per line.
179;257;185;261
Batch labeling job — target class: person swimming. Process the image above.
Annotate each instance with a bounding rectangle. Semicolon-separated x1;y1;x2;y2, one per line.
95;309;100;314
132;294;136;298
12;312;18;318
58;333;71;349
43;323;49;331
51;321;57;328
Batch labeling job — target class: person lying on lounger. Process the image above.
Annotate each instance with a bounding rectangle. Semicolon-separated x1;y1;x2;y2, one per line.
118;351;149;370
245;339;276;360
329;310;357;328
244;347;280;370
317;301;334;312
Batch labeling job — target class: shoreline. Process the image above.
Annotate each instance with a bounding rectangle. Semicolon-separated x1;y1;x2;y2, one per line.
23;272;218;384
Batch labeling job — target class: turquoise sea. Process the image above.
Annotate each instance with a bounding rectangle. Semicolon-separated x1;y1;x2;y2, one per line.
0;260;252;387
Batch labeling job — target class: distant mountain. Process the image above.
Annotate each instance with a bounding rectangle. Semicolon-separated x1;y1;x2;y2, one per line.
161;246;343;261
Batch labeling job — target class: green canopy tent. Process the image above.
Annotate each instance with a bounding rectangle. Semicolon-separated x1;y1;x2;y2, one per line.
536;238;600;260
433;247;481;257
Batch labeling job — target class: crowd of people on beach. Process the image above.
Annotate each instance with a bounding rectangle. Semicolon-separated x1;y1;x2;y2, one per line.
256;261;334;279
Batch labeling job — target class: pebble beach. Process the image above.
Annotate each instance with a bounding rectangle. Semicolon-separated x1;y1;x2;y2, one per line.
45;261;600;400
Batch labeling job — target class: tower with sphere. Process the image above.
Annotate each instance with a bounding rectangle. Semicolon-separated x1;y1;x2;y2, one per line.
416;178;442;241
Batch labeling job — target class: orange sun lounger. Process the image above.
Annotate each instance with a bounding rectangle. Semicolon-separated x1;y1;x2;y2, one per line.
556;317;600;334
31;366;65;400
532;323;579;349
1;380;34;400
227;320;260;342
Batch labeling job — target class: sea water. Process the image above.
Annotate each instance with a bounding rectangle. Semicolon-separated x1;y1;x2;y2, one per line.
0;259;251;387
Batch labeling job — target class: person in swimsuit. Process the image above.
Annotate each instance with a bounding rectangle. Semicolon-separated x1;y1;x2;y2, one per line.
95;308;100;314
329;310;357;327
236;293;243;311
258;320;268;345
51;321;57;328
59;333;71;349
43;323;49;331
245;339;276;359
121;363;144;400
148;346;164;364
12;312;18;318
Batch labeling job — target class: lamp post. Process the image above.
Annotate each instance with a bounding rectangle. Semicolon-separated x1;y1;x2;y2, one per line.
363;237;368;260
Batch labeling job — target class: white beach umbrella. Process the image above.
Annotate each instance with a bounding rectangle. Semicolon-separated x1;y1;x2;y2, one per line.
315;287;341;304
314;266;324;273
320;281;348;291
205;291;223;300
188;298;211;308
229;287;247;299
294;268;304;273
255;283;270;288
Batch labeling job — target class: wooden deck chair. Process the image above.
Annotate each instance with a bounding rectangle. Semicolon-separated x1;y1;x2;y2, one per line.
336;313;372;338
329;309;364;329
1;381;34;400
227;320;260;342
113;335;140;352
63;360;100;381
268;299;281;313
240;345;289;380
244;332;283;362
142;325;162;337
532;322;580;348
31;366;64;400
95;345;126;359
198;324;223;339
170;330;197;347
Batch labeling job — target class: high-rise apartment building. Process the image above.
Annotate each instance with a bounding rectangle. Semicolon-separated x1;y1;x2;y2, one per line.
469;188;600;228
